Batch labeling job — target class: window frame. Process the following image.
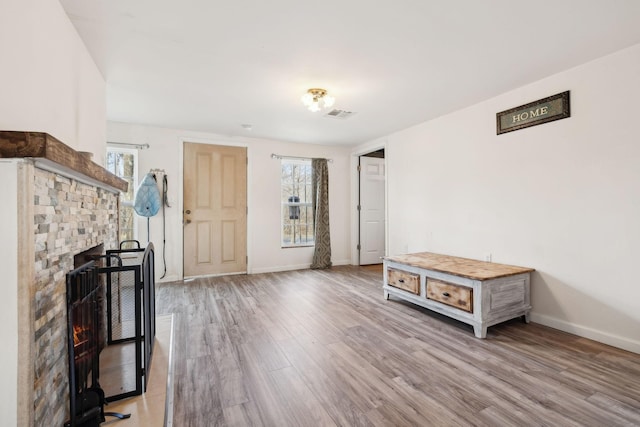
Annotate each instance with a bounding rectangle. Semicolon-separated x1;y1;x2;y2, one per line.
106;146;138;243
280;158;315;248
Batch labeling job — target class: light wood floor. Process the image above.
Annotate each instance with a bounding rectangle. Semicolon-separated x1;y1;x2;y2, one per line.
156;266;640;427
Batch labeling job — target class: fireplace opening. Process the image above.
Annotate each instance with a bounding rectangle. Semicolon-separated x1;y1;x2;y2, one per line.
73;244;108;353
74;243;105;269
65;261;111;427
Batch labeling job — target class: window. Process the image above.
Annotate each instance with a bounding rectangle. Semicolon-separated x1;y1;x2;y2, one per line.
106;147;137;243
281;159;314;247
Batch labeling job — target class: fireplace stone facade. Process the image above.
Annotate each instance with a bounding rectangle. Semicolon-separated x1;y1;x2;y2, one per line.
0;131;127;426
31;168;119;425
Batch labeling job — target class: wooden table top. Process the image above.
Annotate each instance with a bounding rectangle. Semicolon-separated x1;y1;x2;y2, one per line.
384;252;534;281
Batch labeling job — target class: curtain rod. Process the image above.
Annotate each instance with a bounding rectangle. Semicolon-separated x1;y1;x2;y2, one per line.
107;141;150;150
271;153;333;163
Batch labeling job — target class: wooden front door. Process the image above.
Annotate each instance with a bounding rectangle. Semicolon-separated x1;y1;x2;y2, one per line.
183;142;247;277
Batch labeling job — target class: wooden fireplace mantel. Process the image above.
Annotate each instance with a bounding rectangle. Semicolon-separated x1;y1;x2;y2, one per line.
0;131;128;192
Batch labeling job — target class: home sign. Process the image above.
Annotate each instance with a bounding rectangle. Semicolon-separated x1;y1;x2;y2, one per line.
497;91;570;135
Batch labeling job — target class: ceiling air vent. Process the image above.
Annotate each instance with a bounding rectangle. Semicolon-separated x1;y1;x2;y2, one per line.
325;109;356;119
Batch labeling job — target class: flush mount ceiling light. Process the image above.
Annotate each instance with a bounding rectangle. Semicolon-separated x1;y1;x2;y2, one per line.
301;88;335;112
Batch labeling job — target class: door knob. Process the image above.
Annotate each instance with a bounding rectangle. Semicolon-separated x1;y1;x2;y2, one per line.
184;219;191;225
185;209;191;214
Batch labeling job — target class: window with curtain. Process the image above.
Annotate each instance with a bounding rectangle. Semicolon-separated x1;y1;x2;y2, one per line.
281;159;315;247
106;147;137;242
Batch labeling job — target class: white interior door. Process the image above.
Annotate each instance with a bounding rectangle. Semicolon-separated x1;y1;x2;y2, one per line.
359;156;385;265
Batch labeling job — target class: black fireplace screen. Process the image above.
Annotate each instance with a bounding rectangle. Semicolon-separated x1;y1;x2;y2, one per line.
102;241;156;400
65;242;155;426
65;261;105;427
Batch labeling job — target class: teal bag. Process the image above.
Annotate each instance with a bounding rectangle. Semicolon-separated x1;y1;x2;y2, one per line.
134;173;161;217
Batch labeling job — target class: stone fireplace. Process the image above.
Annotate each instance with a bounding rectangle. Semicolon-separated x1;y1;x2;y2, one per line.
0;131;127;426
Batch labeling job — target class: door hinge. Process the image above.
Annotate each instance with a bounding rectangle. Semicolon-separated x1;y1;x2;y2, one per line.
246;255;248;263
357;205;361;211
357;244;361;250
357;164;361;172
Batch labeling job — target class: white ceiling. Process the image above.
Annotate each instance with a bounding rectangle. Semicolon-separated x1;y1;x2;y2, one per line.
60;0;640;146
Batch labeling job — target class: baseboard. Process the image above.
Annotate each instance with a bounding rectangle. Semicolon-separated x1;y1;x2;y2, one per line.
530;312;640;354
157;274;181;283
250;264;310;274
250;259;351;274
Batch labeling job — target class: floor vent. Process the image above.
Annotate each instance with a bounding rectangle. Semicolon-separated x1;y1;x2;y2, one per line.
325;109;356;119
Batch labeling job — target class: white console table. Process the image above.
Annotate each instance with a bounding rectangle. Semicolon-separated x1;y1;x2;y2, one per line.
383;252;534;338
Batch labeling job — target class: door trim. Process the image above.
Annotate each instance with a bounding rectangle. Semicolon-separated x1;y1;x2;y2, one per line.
178;137;250;279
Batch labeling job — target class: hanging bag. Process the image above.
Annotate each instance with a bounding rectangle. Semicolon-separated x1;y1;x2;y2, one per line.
133;173;161;217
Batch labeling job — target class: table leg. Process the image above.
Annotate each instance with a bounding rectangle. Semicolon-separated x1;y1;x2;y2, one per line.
473;324;487;338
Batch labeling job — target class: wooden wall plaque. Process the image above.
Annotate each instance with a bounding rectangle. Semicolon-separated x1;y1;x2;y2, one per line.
497;91;570;135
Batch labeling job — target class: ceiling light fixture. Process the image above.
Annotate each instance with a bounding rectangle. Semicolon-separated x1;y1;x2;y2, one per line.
301;88;335;112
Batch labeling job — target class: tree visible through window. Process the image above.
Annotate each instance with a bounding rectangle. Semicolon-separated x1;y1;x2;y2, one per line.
281;159;314;247
106;147;137;243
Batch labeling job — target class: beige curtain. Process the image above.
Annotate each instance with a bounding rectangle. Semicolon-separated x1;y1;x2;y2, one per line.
310;158;331;269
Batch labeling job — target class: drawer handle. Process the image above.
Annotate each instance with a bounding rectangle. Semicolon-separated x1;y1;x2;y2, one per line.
442;292;450;297
398;279;405;283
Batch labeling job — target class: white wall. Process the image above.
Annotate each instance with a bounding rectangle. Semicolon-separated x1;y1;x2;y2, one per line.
107;122;352;280
355;43;640;353
0;1;107;422
0;0;106;163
